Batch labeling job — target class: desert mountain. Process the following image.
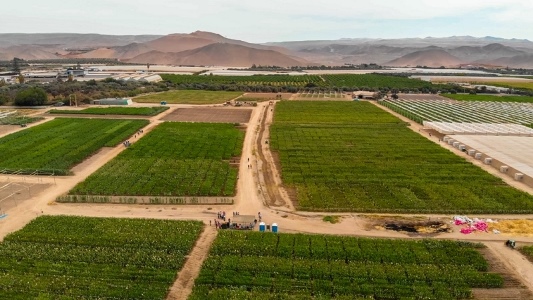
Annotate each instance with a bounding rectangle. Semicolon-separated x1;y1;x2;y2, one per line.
0;33;162;49
449;43;525;61
386;49;463;68
482;54;533;68
0;31;303;67
0;45;60;60
267;36;533;67
128;43;307;67
1;33;533;68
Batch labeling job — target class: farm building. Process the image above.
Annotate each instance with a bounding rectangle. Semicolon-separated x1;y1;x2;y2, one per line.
110;74;162;83
91;98;132;105
228;215;256;230
352;91;379;100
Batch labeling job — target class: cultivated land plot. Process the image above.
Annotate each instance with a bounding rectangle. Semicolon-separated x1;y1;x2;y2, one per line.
134;90;243;104
190;231;502;300
442;93;533;103
270;101;533;213
49;106;169;116
162;107;252;123
380;99;533;126
0;216;203;299
161;74;325;87
321;74;447;90
70;122;244;197
0;118;149;175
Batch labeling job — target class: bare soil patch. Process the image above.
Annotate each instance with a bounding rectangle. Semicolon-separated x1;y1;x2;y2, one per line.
162;107;252;123
0;125;21;137
363;215;452;236
242;93;293;100
0;181;51;212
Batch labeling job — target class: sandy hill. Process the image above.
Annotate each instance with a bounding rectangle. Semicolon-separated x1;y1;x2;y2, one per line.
71;43;155;60
450;43;525;61
145;34;215;53
386;49;463;67
145;31;290;55
484;54;533;68
0;45;59;60
0;33;161;48
128;43;307;67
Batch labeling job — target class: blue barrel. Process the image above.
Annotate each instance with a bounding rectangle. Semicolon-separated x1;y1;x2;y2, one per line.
259;222;266;232
272;223;278;233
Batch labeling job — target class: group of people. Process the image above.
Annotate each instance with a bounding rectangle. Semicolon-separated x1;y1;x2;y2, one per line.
216;211;227;221
125;129;146;147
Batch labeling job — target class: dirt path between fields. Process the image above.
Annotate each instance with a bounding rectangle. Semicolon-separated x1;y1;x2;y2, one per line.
166;226;217;300
255;102;294;209
484;242;533;297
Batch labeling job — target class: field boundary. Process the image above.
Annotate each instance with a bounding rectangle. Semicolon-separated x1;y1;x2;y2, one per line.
57;194;235;205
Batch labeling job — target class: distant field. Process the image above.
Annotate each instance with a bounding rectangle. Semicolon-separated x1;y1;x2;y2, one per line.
322;74;444;90
0;216;203;299
49;106;169;116
0;118;148;175
70;122;244;197
134;90;243;104
190;231;502;299
483;81;533;90
442;94;533;103
161;74;325;87
270;101;533;213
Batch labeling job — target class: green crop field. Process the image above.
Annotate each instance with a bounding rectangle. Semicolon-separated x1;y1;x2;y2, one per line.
49;106;169;116
0;216;203;299
70;122;244;197
322;74;442;90
270;101;533;213
0;118;148;175
442;93;533;103
190;231;502;299
134;90;243;104
481;81;533;91
161;74;325;87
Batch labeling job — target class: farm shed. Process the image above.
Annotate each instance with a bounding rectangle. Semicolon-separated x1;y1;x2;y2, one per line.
91;98;132;105
229;215;256;230
352;91;378;100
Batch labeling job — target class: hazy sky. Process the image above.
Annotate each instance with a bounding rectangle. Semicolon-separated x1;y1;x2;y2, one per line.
2;0;532;42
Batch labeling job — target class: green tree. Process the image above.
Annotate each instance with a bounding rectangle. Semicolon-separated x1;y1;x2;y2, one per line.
14;87;48;106
0;94;9;105
11;58;22;74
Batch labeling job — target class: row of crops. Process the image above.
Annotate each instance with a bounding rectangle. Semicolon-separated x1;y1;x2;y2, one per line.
161;74;456;92
0;118;148;175
380;99;533;125
270;101;533;213
189;231;502;299
442;94;533;103
161;74;325;87
69;122;244;197
0;216;203;299
321;74;444;90
49;106;169;116
134;90;243;104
